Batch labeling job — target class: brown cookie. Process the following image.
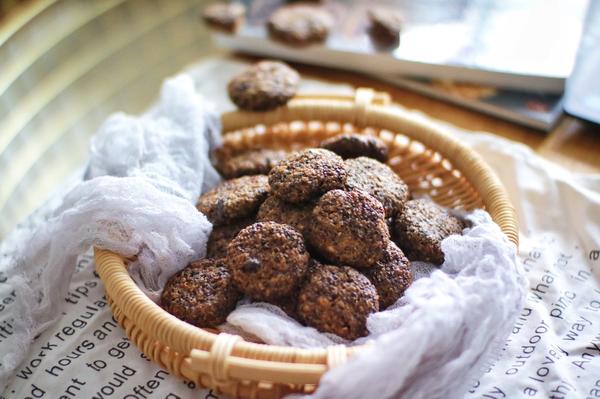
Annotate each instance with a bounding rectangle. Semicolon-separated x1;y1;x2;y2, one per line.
268;148;347;204
308;189;389;268
361;241;412;309
197;175;269;226
268;4;333;46
320;133;389;162
256;194;314;235
345;157;410;218
161;259;240;327
368;7;403;44
298;265;378;340
206;218;254;258
216;148;289;179
393;199;465;265
226;222;310;301
228;61;300;111
202;2;246;33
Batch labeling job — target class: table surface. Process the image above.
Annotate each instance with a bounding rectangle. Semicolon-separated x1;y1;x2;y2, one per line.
280;59;600;174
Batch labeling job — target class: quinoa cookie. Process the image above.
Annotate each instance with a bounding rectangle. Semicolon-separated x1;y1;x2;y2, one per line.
161;259;240;327
345;156;409;218
320;133;389;162
206;218;254;259
216;148;289;179
361;242;412;309
228;61;300;111
308;189;389;268
256;195;314;235
267;4;333;46
368;7;403;43
226;222;310;301
298;265;378;340
393;198;465;265
197;175;269;226
268;149;347;204
202;2;246;33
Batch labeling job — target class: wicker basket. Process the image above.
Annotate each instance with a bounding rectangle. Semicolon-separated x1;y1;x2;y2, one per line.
94;89;518;399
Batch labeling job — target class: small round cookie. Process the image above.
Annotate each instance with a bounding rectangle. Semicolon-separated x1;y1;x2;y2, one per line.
268;148;347;204
228;61;300;111
197;175;270;226
361;241;412;309
161;259;240;327
226;222;310;301
298;265;378;340
368;7;403;43
202;2;246;33
256;195;314;235
216;149;289;179
308;189;389;268
267;4;333;46
206;218;254;258
393;199;465;265
320;133;389;162
345;157;409;218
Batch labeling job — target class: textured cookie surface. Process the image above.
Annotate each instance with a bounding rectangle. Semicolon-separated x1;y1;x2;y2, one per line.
197;175;269;226
393;199;464;265
206;218;254;259
308;189;389;268
268;149;347;204
161;259;240;327
216;149;289;179
202;2;246;33
298;265;378;340
226;222;310;301
320;133;389;162
257;195;314;235
345;157;409;218
268;4;333;45
228;61;300;111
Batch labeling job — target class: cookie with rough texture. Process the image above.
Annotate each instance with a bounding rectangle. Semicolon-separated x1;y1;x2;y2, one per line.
161;259;240;327
368;7;403;43
228;61;300;111
298;265;378;340
202;2;246;33
361;241;412;309
256;195;314;235
345;157;409;218
308;189;389;268
197;175;269;226
226;222;310;301
268;4;333;46
206;218;254;258
320;133;389;162
216;148;289;179
393;199;464;265
268;148;347;204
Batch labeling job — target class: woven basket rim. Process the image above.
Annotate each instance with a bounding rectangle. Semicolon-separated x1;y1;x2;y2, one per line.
94;90;519;390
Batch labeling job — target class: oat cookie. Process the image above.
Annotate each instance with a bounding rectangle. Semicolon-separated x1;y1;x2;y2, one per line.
308;189;389;268
268;149;347;204
320;133;389;162
226;222;310;301
206;218;254;258
256;195;314;235
298;265;378;340
202;2;246;33
197;175;269;225
345;156;409;218
161;259;240;327
393;198;464;265
368;7;403;43
216;148;289;179
268;4;333;46
228;61;300;111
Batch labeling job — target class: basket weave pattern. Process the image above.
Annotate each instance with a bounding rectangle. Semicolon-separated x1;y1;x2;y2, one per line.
95;89;518;399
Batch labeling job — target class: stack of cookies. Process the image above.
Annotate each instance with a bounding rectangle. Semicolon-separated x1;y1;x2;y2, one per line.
161;130;464;340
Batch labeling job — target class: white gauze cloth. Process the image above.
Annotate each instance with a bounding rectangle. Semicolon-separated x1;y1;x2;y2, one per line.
227;210;528;399
0;75;219;389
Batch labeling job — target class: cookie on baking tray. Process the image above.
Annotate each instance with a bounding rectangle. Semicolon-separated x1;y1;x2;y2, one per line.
267;4;333;46
202;2;246;33
368;7;404;44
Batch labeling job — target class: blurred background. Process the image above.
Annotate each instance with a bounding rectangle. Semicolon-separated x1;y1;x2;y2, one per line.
0;0;598;239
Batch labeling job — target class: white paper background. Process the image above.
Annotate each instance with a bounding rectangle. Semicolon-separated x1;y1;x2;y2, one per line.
1;58;599;399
